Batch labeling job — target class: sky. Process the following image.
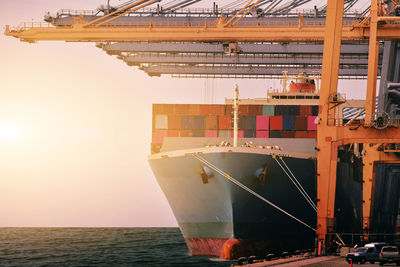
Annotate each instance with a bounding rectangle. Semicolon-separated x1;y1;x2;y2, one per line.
0;0;368;227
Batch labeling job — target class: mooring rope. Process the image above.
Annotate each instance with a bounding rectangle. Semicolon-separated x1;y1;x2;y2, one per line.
273;156;317;212
191;153;316;232
280;157;317;210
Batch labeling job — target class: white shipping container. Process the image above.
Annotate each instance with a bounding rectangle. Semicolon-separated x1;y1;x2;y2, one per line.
155;114;168;129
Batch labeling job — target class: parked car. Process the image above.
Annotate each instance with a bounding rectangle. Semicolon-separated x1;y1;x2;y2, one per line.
366;242;389;253
346;246;380;264
379;246;400;266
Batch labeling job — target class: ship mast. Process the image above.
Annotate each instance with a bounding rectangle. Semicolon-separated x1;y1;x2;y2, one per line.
233;84;239;148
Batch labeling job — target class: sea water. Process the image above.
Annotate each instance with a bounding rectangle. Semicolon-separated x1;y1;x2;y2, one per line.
0;228;233;266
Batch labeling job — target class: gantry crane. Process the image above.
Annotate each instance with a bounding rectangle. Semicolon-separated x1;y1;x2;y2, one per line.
5;0;400;254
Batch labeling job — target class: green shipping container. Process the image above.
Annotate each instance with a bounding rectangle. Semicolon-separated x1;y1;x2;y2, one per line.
262;105;275;116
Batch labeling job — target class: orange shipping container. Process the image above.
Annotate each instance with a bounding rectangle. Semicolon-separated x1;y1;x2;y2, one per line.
213;105;226;115
168;130;180;137
175;104;190;115
205;116;218;130
200;104;225;115
153;104;174;114
180;130;193;137
168;115;181;129
188;104;201;115
239;105;249;115
200;104;213;115
225;105;233;115
219;115;231;130
295;131;308;138
248;105;263;116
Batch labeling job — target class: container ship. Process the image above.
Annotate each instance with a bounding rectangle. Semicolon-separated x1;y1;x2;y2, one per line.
148;73;364;259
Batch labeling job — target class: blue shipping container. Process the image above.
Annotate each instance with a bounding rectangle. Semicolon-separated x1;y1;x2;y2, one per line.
180;115;192;129
244;116;256;130
244;130;255;138
192;116;205;129
283;116;295;130
288;105;300;116
275;105;288;116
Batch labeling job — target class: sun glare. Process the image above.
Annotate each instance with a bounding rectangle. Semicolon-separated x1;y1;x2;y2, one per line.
0;124;24;141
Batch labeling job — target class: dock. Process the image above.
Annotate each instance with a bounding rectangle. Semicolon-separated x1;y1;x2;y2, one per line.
233;256;368;266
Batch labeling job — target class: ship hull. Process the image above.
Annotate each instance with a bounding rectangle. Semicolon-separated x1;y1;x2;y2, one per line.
149;146;318;258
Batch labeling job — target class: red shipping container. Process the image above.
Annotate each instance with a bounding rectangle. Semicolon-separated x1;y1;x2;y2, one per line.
295;116;308;130
200;104;212;115
219;115;231;130
152;130;168;144
168;115;181;129
175;104;190;115
249;105;263;116
205;130;218;137
295;131;308;138
307;131;316;139
256;131;269;138
180;130;193;137
168;130;180;137
239;105;249;115
256;116;269;130
231;130;244;138
200;105;225;115
307;116;317;130
282;131;296;138
225;105;233;115
189;104;201;115
205;116;218;129
269;116;283;130
300;105;312;116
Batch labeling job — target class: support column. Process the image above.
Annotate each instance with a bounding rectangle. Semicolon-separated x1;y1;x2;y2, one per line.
317;0;344;242
365;0;379;126
362;144;380;238
362;144;400;237
377;41;395;115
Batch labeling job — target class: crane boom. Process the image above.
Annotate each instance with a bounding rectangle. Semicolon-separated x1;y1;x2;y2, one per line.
5;22;400;43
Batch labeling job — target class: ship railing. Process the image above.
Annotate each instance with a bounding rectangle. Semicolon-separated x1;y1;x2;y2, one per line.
10;22;55;32
328;117;400;127
56;9;98;17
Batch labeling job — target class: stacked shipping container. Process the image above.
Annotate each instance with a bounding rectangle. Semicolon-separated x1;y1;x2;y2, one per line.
152;104;318;151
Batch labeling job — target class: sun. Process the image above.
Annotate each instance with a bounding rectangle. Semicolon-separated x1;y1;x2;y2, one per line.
0;124;24;141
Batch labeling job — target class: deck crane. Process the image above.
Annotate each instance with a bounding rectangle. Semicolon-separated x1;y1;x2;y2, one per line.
5;0;400;255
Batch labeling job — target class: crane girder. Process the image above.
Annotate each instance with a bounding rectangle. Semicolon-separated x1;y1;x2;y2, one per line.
121;53;376;65
5;23;400;43
140;64;373;77
100;42;375;55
